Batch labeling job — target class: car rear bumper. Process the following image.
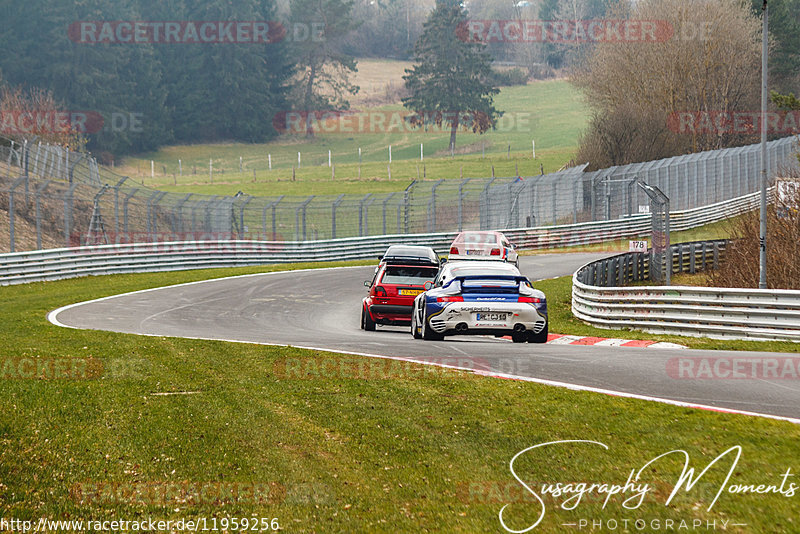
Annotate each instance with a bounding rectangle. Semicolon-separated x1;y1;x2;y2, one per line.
369;304;413;315
428;302;546;334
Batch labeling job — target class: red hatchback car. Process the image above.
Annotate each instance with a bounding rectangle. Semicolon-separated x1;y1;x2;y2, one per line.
361;245;441;331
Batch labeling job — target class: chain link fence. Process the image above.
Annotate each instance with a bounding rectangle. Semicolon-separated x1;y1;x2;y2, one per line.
1;135;798;253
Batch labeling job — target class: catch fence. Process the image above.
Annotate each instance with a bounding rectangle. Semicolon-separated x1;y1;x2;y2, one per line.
1;135;797;252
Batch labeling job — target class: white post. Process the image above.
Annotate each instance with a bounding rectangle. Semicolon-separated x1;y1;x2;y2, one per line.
239;156;243;172
389;145;392;164
150;160;154;178
358;147;362;164
328;149;331;167
209;158;212;181
532;140;536;159
268;153;272;170
420;143;423;161
179;159;182;176
297;151;301;167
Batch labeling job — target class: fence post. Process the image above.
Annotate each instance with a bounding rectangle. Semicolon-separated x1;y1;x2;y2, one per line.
429;179;444;233
403;180;415;234
238;195;253;239
297;196;314;241
34;180;52;250
8;177;26;253
112;177;128;237
122;188;140;235
63;182;78;247
458;178;470;231
331;194;345;239
359;193;373;237
175;193;193;234
480;177;497;230
262;196;284;239
382;193;396;235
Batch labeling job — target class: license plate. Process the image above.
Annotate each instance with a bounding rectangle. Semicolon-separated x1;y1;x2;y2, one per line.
476;313;507;322
466;249;485;255
400;289;423;296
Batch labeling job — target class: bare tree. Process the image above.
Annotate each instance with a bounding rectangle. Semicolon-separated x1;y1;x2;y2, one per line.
572;0;762;168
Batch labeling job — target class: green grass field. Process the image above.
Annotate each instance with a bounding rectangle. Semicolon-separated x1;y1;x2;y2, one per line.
1;262;799;533
116;78;588;198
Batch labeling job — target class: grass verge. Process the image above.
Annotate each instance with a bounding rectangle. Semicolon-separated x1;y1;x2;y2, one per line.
0;262;799;533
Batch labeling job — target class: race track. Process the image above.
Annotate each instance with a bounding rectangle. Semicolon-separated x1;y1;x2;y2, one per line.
49;253;800;423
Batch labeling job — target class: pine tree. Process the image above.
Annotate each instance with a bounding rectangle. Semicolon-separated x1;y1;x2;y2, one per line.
402;0;500;152
289;0;360;137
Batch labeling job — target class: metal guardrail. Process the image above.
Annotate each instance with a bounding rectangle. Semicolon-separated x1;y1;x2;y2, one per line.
572;239;800;342
0;189;765;286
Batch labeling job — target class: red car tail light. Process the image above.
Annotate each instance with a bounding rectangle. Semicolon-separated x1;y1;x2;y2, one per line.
375;286;387;297
518;296;541;303
490;248;501;256
437;296;464;302
450;246;459;255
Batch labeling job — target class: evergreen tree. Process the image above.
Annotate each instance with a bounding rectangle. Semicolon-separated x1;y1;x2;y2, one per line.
402;0;500;151
289;0;360;137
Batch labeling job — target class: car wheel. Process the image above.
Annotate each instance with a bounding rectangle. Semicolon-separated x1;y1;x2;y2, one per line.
528;323;548;344
411;307;422;339
363;305;376;331
421;309;444;341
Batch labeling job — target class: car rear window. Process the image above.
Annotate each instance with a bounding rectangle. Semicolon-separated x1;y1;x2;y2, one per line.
381;266;438;285
454;232;499;245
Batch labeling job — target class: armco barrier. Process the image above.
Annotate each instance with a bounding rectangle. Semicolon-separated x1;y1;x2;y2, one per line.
572;239;800;342
0;190;765;286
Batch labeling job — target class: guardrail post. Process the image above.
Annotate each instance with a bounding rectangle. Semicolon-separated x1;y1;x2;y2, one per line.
689;243;696;273
713;242;720;270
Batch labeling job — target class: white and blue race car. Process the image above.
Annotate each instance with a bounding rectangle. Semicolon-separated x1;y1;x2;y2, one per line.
411;261;548;343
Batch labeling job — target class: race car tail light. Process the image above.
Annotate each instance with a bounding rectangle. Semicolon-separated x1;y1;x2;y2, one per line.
374;286;387;297
450;247;459;255
490;248;501;256
518;296;541;303
437;296;464;302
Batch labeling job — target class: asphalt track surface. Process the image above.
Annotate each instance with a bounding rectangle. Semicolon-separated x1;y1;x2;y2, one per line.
50;253;800;423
